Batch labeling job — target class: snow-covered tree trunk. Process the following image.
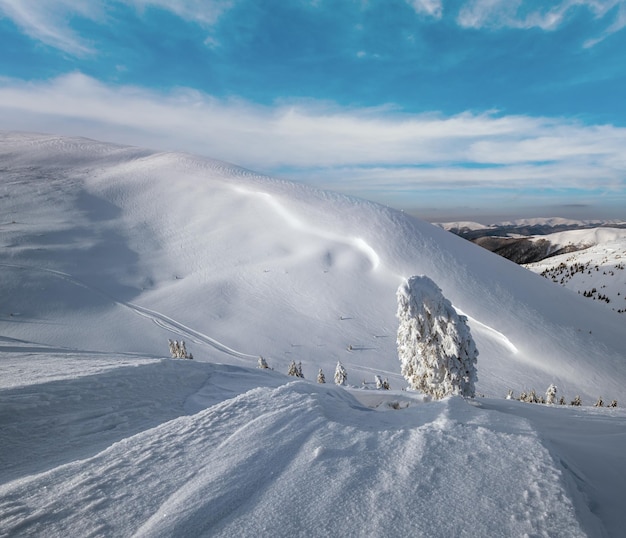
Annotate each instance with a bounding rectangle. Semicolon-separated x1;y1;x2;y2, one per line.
334;361;347;386
396;275;478;399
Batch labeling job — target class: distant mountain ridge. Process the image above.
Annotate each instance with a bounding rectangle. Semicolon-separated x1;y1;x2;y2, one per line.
436;218;626;264
436;218;626;313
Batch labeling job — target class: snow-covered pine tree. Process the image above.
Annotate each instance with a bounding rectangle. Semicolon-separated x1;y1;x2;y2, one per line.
571;395;582;406
396;275;478;399
168;339;177;358
558;396;566;405
258;356;269;369
546;384;558;404
317;368;326;383
297;361;304;379
287;360;299;377
506;389;514;400
179;340;188;359
375;375;384;389
334;360;347;386
609;399;617;407
595;396;604;407
382;378;390;390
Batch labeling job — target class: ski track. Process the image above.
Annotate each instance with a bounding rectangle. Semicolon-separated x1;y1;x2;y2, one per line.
0;263;258;362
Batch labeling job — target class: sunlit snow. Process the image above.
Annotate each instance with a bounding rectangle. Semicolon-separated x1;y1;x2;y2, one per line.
1;132;625;537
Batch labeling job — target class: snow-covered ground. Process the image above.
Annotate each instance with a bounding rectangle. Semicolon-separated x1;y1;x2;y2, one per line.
1;132;626;536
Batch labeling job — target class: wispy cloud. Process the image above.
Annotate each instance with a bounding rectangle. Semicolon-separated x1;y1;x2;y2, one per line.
131;0;234;26
3;0;625;58
405;0;443;18
0;0;234;55
0;0;104;55
0;73;623;206
458;0;626;44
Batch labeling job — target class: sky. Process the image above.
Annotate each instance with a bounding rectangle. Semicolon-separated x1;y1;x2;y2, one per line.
0;0;625;222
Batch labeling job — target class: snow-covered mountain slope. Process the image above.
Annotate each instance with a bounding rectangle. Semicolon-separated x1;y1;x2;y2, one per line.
2;132;626;537
1;131;624;402
527;227;626;254
525;237;626;314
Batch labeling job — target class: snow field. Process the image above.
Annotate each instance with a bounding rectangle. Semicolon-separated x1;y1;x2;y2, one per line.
0;358;592;537
2;132;626;536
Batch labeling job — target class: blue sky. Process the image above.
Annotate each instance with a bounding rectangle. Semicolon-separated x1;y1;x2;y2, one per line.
1;0;625;221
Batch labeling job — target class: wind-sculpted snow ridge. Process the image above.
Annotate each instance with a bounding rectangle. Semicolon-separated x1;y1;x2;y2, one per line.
1;131;625;402
0;359;595;538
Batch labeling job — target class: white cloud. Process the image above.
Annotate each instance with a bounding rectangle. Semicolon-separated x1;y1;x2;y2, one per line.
0;72;624;202
406;0;443;18
0;0;233;55
457;0;626;42
131;0;233;27
0;0;104;55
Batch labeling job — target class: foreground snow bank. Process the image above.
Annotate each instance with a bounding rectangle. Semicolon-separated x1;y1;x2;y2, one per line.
4;356;620;537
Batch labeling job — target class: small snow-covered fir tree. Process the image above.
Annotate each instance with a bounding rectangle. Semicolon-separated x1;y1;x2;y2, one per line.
287;360;299;377
595;396;604;407
382;378;390;390
258;356;269;369
375;375;384;389
297;361;304;379
571;395;582;406
317;368;326;383
506;389;514;400
546;384;558;404
334;360;347;386
168;339;189;359
609;399;617;408
396;276;478;399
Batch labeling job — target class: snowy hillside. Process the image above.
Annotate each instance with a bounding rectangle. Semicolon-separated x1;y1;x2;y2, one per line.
527;227;626;255
1;131;624;401
1;132;626;537
525;233;626;315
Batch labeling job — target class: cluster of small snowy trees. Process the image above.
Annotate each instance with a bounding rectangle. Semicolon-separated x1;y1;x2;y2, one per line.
396;276;478;399
507;385;617;407
168;339;192;359
374;375;391;390
257;357;390;390
287;360;305;378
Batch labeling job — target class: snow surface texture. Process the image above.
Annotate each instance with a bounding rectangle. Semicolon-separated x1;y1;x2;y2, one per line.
1;132;626;536
396;276;477;398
